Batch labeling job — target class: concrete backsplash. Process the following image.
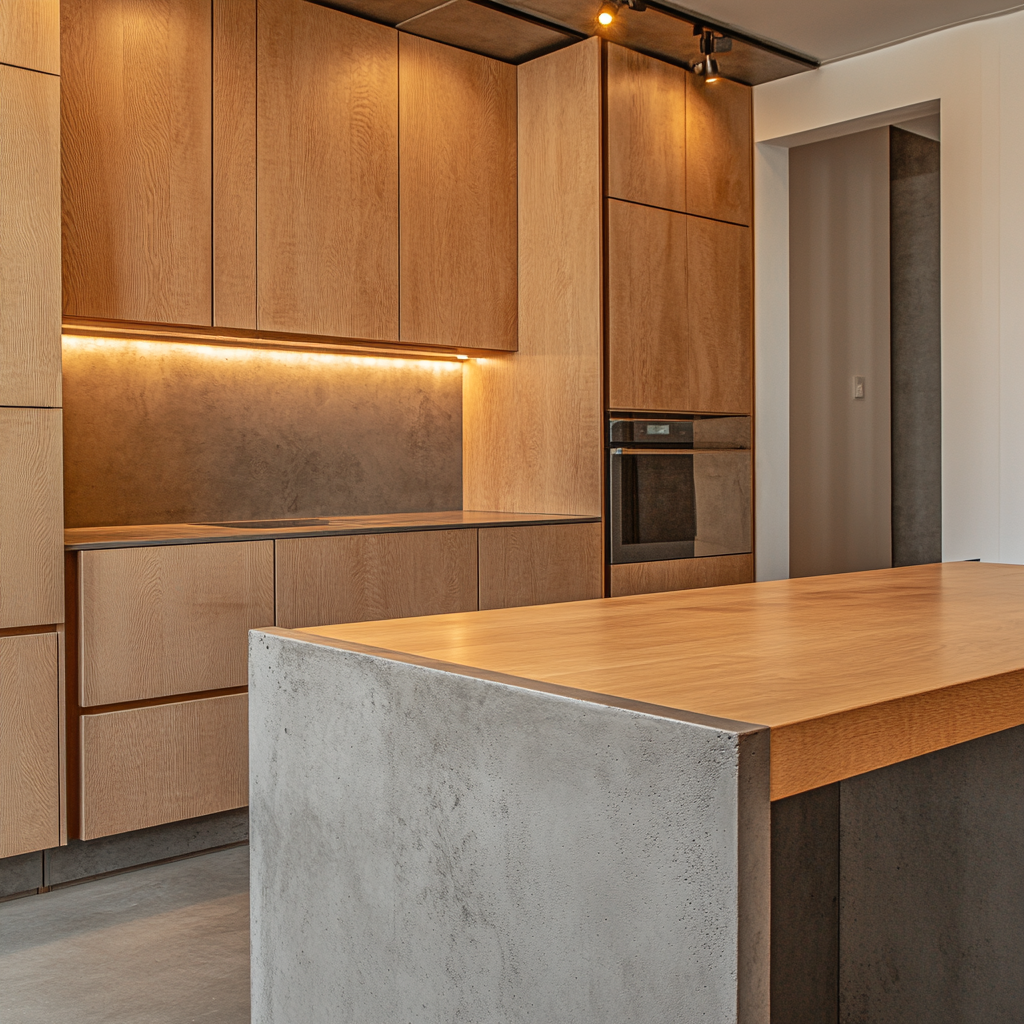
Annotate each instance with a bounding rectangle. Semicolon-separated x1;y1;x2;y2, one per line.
62;339;463;528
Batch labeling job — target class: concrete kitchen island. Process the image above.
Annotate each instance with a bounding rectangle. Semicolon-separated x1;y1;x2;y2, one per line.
248;562;1024;1023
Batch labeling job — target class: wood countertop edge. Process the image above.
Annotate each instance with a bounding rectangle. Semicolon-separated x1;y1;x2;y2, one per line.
255;627;769;738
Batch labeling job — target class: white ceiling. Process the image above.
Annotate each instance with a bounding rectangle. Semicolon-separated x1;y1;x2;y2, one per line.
658;0;1024;62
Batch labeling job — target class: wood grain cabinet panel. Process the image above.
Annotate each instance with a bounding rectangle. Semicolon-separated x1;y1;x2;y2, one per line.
79;692;247;840
399;34;517;351
606;198;689;413
688;217;752;414
61;0;213;326
0;0;60;74
478;523;603;610
79;541;274;706
685;74;751;226
257;0;398;340
0;409;63;629
0;64;61;407
605;42;686;214
276;529;478;629
0;633;59;858
610;553;753;598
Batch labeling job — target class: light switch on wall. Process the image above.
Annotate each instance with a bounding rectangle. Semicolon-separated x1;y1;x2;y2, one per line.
852;375;866;400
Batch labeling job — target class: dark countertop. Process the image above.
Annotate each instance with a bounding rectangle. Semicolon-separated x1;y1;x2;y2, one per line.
64;510;602;550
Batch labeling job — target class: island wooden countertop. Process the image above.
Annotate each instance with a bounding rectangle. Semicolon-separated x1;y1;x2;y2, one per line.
299;562;1024;800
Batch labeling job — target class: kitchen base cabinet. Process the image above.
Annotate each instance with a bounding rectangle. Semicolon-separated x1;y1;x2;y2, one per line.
0;632;59;859
479;523;603;610
275;529;478;629
609;553;753;598
79;693;247;841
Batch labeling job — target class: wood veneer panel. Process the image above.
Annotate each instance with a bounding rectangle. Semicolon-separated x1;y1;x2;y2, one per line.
0;0;59;74
610;553;753;597
275;529;478;629
0;64;61;407
463;37;602;516
0;409;63;629
257;0;398;339
0;633;59;858
605;42;686;213
79;692;247;840
606;199;688;412
685;74;751;226
60;0;212;325
479;523;603;610
213;0;256;329
399;34;516;351
301;563;1024;799
688;217;751;414
79;541;274;705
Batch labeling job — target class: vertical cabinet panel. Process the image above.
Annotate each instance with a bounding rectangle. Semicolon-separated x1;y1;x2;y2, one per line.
605;41;686;214
685;75;751;226
257;0;398;340
688;218;752;413
60;0;213;326
0;409;63;629
606;199;688;413
276;529;478;629
0;64;61;408
0;0;60;74
399;34;517;351
79;541;275;706
0;633;59;858
213;0;257;329
479;523;603;610
80;692;247;840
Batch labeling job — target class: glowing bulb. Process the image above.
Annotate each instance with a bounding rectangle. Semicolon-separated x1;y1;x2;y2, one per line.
597;3;617;25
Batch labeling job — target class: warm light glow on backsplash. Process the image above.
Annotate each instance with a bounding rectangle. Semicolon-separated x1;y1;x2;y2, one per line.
61;335;465;372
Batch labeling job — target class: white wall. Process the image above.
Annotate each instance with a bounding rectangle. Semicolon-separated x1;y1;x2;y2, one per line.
752;11;1024;577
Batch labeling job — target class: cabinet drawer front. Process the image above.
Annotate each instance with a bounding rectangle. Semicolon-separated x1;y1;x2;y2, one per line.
610;553;753;598
276;529;478;629
0;633;59;858
79;542;274;706
80;693;247;841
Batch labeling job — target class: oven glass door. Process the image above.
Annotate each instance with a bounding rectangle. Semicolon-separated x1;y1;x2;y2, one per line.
609;448;752;564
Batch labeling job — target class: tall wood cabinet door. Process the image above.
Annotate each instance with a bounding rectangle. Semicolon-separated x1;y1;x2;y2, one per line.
605;42;686;214
79;541;275;706
688;218;752;414
606;199;689;413
685;75;751;226
0;633;59;858
61;0;213;326
399;34;517;351
479;523;603;610
275;529;478;629
0;64;61;407
0;409;63;629
0;0;59;73
257;0;398;340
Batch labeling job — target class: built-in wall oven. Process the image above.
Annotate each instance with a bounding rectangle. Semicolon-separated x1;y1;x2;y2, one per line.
608;414;751;565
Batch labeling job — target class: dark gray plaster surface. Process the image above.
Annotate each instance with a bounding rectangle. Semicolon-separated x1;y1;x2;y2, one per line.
0;851;43;901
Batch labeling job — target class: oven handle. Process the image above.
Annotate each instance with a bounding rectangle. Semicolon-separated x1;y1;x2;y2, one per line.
610;447;745;455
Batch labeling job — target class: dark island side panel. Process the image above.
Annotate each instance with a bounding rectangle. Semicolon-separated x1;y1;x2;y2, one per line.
62;339;463;528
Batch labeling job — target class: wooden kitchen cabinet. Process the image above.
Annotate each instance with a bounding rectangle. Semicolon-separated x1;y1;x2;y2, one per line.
0;409;63;629
478;523;603;610
0;0;59;74
78;541;274;706
276;529;478;629
0;632;60;858
399;34;517;351
610;553;753;598
257;0;399;340
61;0;214;326
79;692;247;840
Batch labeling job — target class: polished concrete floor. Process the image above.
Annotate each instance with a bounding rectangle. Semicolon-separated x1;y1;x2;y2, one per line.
0;846;249;1024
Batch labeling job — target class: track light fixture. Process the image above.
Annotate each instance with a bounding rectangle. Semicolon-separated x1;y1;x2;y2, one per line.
693;25;731;82
597;0;646;26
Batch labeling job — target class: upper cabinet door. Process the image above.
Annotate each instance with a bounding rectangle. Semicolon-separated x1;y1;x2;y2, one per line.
257;0;398;341
685;75;751;226
0;0;59;74
399;35;517;351
61;0;213;326
605;42;687;214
